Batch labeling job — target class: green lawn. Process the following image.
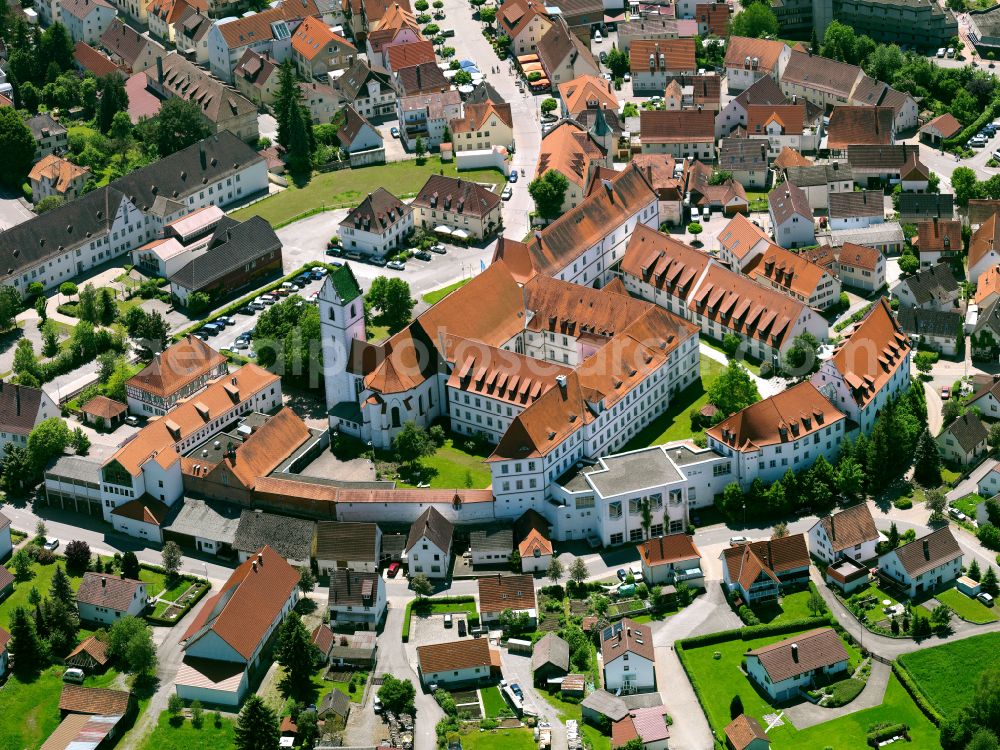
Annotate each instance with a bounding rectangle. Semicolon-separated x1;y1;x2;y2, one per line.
0;665;122;750
480;686;508;718
941;467;962;485
541;692;610;750
398;438;492;489
684;633;938;749
422;278;472;305
0;559;94;629
845;582;904;626
952;493;985;519
750;589;816;624
231;158;506;227
898;633;1000;718
457;728;537;750
621;355;725;451
137;711;235;750
936;587;999;624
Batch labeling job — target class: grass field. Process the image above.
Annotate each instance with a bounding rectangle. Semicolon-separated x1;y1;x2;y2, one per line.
422;278;472;305
480;686;508;718
898;632;1000;718
952;493;985;518
750;589;817;624
397;438;492;489
137;711;235;750
621;355;725;450
231;158;506;226
457;728;537;750
936;588;999;624
0;559;97;629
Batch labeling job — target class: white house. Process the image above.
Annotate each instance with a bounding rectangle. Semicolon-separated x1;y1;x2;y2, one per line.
724;37;789;93
327;570;387;630
75;573;148;625
969;213;1000;285
979;462;1000;498
936;412;989;466
337;105;383;154
0;382;59;454
601;619;655;693
61;0;117;45
316;521;382;574
808;504;879;565
405;507;453;580
469;529;513;567
768;183;814;249
720;534;810;603
338;188;413;257
745;628;849;702
125;335;228;416
177;546;299;707
878;527;962;597
478;574;537;625
828;190;885;231
782;163;855;212
637;533;704;588
417;638;496;688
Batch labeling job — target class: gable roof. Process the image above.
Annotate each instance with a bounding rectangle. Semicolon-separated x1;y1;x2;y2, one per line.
883;527;961;578
638;533;701;566
418;638;492;674
537;15;596;77
537;119;607;190
477;573;536;613
386;39;436;71
773;146;812;169
898;193;954;222
233;510;315;560
558;74;617;115
746;103;805;135
76;573;144;611
921;112;962;139
970;213;1000;270
942;411;988;453
149;52;258;127
59;685;131;716
724;36;787;74
977;265;1000;306
719;138;768;172
406;507;454;553
828;298;909;408
341;187;410;233
812;504;878;553
65;635;110;667
897;261;959;305
450;101;514;134
781;50;862;98
745;243;829;299
848;144;919;171
101;19;164;69
747;628;848;682
412;174;501;219
717;213;771;261
292;16;354;61
470;528;514;553
725;715;768;750
182;544;298;660
629;38;696;73
531;632;569;672
74;41;121;77
331;59;393;102
828;106;894;149
600;618;654;664
215;0;320;49
126;334;226;398
316;521;380;562
612;705;671;747
828;189;884;220
768;183;811;225
0;382;47;436
640;109;714;143
916;219;962;254
337;105;381;148
328;570;381;608
203;407;311;490
733;74;786;109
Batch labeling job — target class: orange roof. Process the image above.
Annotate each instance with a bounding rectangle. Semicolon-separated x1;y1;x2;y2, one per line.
499;0;551;38
707;381;845;452
828;297;910;409
147;0;206;24
725;715;768;750
108;363;280;476
216;0;320;49
557;75;618;115
717;213;771;262
746;103;805;135
773;146;813;169
386;40;436;70
640;109;714;143
450;101;513;134
921;112;961;139
637;533;701;566
621;224;711;296
722;533;809;591
519;527;553;557
373;1;419;32
292;16;354;61
65;635;110;667
916;219;961;254
745;243;831;300
418;638;492;673
970;213;1000;271
695;1;730;36
59;685;131;716
836;242;882;272
827;106;894;149
629;39;696;73
81;395;126;420
977;264;1000;306
724;36;787;73
537;120;607;190
28;154;89;193
110;497;170;525
445;336;571;408
126;335;226;399
182;544;299;660
477;573;536;614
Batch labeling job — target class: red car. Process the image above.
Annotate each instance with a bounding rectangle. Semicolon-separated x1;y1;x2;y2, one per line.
387;562;401;578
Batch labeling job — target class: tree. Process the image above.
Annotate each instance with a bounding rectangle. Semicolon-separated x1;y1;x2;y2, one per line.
252;296;321;377
410;572;433;597
298;566;315;594
887;522;900;550
970;559;983;581
837;457;864;503
708;361;760;417
540;97;557;115
235;695;280;750
377;675;416;714
807;589;827;616
821;20;860;62
121;551;140;580
13;339;40;386
0;106;34;187
40;23;74;71
729;694;744;720
59;282;78;301
730;3;778;38
606;46;630;78
943;399;965;427
9;605;45;676
393;421;435;468
277;613;315;699
479;5;496;24
366;276;415;333
913;429;942;487
498;608;531;636
771;522;788;538
930;603;952;635
782;332;821;375
984;567;1000;597
64;540;90;573
925;487;948;522
161;541;182;581
721;333;742;356
167;693;184;716
529;169;570;221
569;557;588;586
621;740;645;750
414;136;426;159
547;557;564;584
26;418;72;475
914;351;937;374
968;730;1000;750
990;422;1000;453
96;74;129;134
953;166;980;207
285;98;313;175
899;251;920;276
153;98;211;157
78;284;98;323
687;222;703;241
71;427;91;456
107;615;157;674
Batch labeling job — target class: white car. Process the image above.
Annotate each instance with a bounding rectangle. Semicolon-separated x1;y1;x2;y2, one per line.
947;47;956;57
594;30;603;42
937;48;946;58
502;186;513;200
729;535;751;546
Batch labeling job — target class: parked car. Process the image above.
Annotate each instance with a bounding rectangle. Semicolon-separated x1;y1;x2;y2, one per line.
509;171;518;183
233;339;250;350
937;47;946;58
444;613;453;627
430;244;447;254
980;592;995;607
373;697;383;713
457;619;467;637
941;385;951;398
237;305;255;315
729;535;751;546
415;250;432;261
949;507;967;521
502;186;513;200
594;30;603;42
62;668;85;684
387;562;401;577
260;294;277;304
387;260;406;270
370;256;387;267
44;539;60;551
390;126;400;138
947;47;956;57
599;50;608;63
616;568;627;581
125;415;140;427
511;683;523;699
326;247;342;256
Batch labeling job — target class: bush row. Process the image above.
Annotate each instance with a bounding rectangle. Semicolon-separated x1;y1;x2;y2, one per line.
946;98;1000;150
866;722;909;747
677;616;834;650
146;581;210;627
892;661;944;727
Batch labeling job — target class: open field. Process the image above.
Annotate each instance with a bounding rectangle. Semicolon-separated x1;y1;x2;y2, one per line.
897;633;1000;718
936;588;998;624
137;711;235;750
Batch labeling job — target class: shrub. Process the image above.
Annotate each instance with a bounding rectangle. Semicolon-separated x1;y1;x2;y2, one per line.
866;723;909;747
893;497;913;510
759;361;774;379
892;661;944;726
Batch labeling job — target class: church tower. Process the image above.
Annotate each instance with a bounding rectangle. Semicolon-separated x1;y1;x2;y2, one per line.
319;264;365;409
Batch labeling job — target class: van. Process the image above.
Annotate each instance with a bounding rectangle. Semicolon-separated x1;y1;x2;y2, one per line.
980;592;995;607
444;613;453;627
63;668;85;684
125;415;140;427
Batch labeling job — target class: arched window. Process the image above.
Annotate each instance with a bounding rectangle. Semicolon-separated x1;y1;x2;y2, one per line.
391;406;401;428
328;306;336;321
351;302;357;317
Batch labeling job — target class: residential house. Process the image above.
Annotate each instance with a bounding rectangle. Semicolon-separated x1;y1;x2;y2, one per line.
716;74;786;139
339;187;412;257
808;504;879;564
329;60;396;120
0;382;59;453
779;50;862;109
75;573;148;625
410;174;503;241
73;40;121;78
28;155;90;204
745;103;814;156
316;521;382;574
386;39;436;76
601;619;655;692
629;39;696;93
327;570;387;630
639;109;714;159
317;687;351;727
724;37;790;93
717;212;772;270
915;219;962;268
396;90;462;150
744;243;841;310
806;242;885;292
937;412;989;466
745;628;849;702
892;262;961;312
829;223;905;255
695;0;730;35
768;183;814;249
898;193;955;225
782;162;854;211
147;0;205;43
449;101;514;153
720;533;810;603
898;307;962;356
61;0;117;45
977;302;1000;362
920;113;962;145
827;190;884;231
100;19;166;73
978;266;1000;309
299;81;339;124
827;106;895;156
631;154;685;226
970;214;1000;284
557;74;617;118
724;715;770;750
811;299;911;435
498;0;553;56
291;16;355;79
718;139;769;190
337;105;382;152
900;154;930;192
536;119;612;212
417;638;496;688
773;146;812;171
849;75;919;133
878;527;962;597
531;633;569;685
469;529;514;566
611;706;672;750
970;200;1000;228
177;546;299;706
234;50;279;104
125;335;227;416
662;74;722;112
616;15;696;54
515;509;553;574
637;533;703;587
536;15;599;90
174;7;212;63
477;573;537;625
847;144;920;187
0;511;11;561
405;507;453;580
364;4;421;70
27;114;68;160
233;509;316;566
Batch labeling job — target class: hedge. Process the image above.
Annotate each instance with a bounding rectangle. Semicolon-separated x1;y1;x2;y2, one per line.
146;580;210;626
892;660;944;727
945;97;1000;150
866;722;909;747
402;595;479;642
676;616;833;650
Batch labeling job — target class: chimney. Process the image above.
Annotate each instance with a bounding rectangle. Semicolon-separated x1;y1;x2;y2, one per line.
791;643;799;662
829;514;835;541
252;560;257;571
923;540;930;560
258;552;264;565
556;374;568;393
101;577;107;587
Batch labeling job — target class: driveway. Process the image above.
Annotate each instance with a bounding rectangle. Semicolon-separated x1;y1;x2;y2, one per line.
947;457;997;501
781;661;890;730
498;648;567;750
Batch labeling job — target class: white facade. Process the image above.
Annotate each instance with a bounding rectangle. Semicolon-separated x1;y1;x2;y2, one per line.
0;389;58;454
77;582;147;625
725;46;790;93
829;213;884;232
420;662;491;688
207;18;295;83
407;537;450;579
746;651;847;702
62;1;118;44
604;652;655;692
808;520;878;565
878;548;962;597
111;511;164;543
812;350;911;436
770;206;815;249
328;576;387;629
339;209;413;257
0;523;11;562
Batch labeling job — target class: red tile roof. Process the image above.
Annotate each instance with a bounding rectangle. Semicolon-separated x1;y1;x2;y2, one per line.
638;533;701;566
59;685;131;716
477;573;536;614
600;618;654;664
629;39;696;73
76;573;145;612
828;297;909;409
747;627;848;682
417;638;492;674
